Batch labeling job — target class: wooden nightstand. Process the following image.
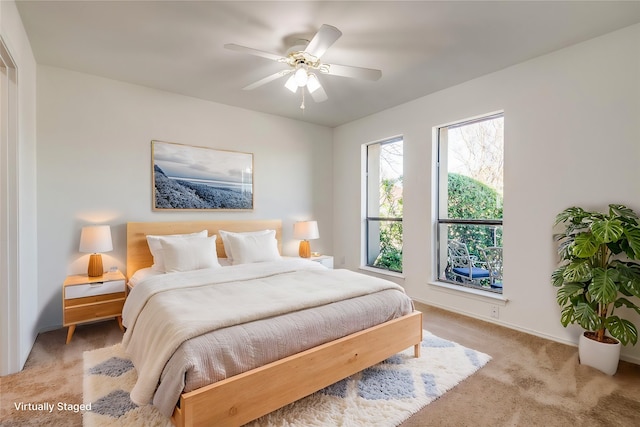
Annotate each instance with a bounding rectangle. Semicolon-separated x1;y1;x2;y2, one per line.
63;270;126;344
310;255;334;269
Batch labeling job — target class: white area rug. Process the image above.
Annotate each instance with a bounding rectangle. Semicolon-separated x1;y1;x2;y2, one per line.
83;330;491;427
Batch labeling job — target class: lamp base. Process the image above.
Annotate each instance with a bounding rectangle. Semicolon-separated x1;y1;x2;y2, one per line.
298;240;311;258
87;254;104;277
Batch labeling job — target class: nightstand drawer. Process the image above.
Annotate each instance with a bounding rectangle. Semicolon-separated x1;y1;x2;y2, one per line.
64;297;125;324
64;279;125;299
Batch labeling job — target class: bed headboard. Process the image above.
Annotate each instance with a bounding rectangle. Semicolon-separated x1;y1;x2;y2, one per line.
126;220;282;279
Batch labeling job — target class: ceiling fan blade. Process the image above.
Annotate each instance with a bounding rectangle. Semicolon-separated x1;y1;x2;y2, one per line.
304;24;342;59
243;70;291;90
309;84;328;103
323;63;382;81
224;43;285;62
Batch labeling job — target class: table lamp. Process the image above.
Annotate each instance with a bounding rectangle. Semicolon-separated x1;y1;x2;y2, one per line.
79;225;113;277
293;221;319;258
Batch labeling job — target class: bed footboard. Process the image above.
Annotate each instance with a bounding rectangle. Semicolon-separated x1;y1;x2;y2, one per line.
171;310;423;427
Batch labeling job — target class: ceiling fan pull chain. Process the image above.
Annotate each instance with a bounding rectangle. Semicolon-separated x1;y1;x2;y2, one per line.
300;90;306;111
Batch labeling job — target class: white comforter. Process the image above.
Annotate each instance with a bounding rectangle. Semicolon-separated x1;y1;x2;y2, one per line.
122;258;405;406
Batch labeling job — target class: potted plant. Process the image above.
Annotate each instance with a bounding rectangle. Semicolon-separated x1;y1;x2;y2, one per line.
552;204;640;375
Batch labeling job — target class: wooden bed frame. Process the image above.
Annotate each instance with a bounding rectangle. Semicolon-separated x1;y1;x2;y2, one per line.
126;220;423;427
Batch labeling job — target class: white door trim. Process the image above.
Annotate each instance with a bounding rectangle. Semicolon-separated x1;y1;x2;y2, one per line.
0;34;21;375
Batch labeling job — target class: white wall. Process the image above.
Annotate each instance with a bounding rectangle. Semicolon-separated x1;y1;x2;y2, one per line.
333;24;640;363
0;0;38;374
36;66;333;331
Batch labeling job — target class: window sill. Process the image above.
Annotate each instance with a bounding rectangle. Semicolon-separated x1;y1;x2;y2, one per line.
359;265;405;280
428;280;508;305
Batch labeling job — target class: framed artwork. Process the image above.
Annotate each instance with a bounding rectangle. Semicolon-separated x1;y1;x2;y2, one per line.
152;140;253;211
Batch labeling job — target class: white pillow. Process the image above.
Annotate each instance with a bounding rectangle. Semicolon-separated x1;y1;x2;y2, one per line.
146;230;208;272
160;235;221;273
225;230;281;265
218;229;272;262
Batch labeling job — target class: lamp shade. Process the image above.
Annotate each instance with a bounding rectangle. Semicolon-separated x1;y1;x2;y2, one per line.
293;221;319;240
306;74;321;94
79;225;113;254
284;75;298;93
294;67;308;87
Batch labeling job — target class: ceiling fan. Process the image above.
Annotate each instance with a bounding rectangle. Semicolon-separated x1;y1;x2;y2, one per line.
224;24;382;109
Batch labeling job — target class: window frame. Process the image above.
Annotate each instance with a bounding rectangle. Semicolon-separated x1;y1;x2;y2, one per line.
436;113;504;293
364;136;404;274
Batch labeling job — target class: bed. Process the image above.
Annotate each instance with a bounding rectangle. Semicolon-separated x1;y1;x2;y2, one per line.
124;220;423;427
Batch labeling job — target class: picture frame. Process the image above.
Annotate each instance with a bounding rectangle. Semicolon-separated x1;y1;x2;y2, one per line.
152;140;253;211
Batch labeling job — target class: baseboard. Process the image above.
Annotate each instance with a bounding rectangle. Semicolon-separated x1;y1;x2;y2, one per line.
412;297;640;366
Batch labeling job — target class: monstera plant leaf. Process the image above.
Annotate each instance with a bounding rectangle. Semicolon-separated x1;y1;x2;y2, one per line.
573;233;599;258
573;302;599;332
609;204;638;220
606;317;638;346
588;268;619;305
556;282;584;306
562;259;592;282
624;227;640;259
591;219;623;244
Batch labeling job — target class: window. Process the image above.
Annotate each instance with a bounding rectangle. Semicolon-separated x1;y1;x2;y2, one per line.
437;114;504;293
365;137;403;273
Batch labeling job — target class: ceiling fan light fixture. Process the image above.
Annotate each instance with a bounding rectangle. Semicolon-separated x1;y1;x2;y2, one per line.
294;67;308;87
306;73;321;94
225;24;382;112
284;75;298;93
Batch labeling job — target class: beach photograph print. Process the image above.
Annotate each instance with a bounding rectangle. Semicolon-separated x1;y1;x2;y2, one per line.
152;140;253;210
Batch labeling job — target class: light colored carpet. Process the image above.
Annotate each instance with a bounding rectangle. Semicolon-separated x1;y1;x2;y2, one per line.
4;304;640;427
83;330;490;426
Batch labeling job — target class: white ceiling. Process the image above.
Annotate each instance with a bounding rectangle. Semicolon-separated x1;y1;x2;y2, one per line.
15;1;640;127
